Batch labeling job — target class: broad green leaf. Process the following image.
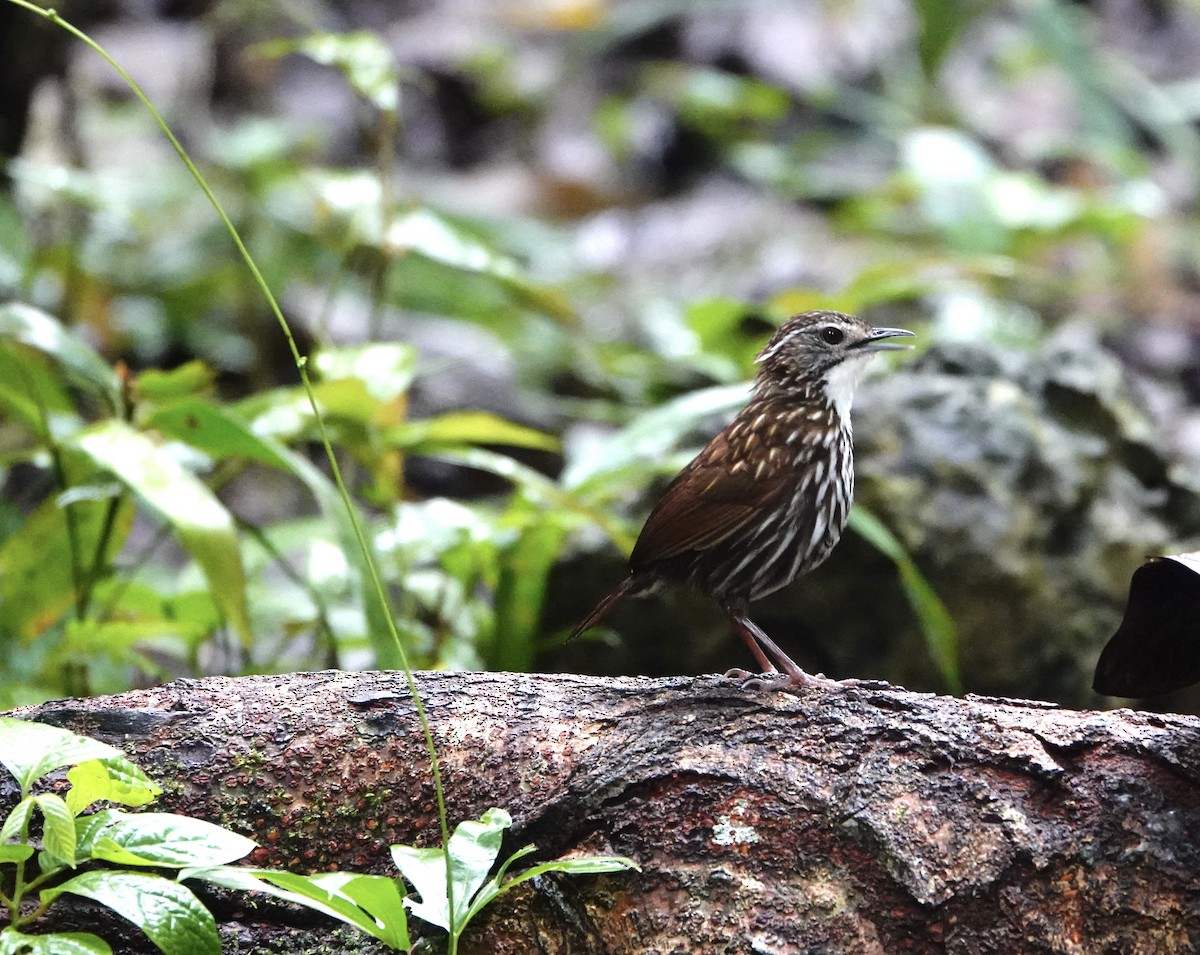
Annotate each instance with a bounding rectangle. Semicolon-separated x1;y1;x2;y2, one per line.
431;446;632;553
849;507;961;692
561;383;747;491
91;812;256;868
0;844;35;863
145;398;297;471
389;411;559;453
0;303;120;411
492;517;567;672
684;298;760;378
333;873;410;947
62;618;204;676
181;866;409;948
0;193;32;287
0;717;124;792
75;809;123;859
33;794;76;865
1;797;35;842
0;341;77;433
43;871;219;955
71;420;252;644
310;377;390;428
393;807;509;933
38;848;69;880
390;844;451;931
446;808;510;912
66;759;160;815
385;209;573;321
0;492;134;642
232;385;313;443
463;853;639;926
914;0;986;74
313;342;417;404
135;362;216;402
387;209;516;279
0;930;112;955
258;32;399;112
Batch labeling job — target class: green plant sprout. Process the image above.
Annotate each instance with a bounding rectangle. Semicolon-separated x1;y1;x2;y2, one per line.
0;717;637;954
185;807;636;955
0;716;247;955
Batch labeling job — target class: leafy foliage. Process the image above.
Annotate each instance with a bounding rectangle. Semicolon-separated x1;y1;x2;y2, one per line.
0;717;636;955
7;0;1194;702
0;717;237;955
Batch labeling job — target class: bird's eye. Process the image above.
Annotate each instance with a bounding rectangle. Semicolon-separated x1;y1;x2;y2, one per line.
821;326;844;345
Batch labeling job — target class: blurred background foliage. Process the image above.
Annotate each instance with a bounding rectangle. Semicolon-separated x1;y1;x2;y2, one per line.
1;0;1199;709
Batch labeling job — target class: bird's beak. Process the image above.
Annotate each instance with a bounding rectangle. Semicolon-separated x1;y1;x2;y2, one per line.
854;326;915;352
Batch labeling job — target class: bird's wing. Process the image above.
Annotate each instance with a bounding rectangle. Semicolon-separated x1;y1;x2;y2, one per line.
630;429;801;567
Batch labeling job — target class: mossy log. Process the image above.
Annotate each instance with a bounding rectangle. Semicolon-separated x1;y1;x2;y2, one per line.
6;670;1200;954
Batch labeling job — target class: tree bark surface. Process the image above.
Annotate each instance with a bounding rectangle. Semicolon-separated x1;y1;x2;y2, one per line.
6;670;1200;954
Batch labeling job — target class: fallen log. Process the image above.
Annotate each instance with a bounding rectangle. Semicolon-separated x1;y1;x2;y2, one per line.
6;670;1200;954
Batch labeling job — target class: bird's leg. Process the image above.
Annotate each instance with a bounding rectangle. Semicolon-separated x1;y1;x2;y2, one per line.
727;613;777;678
726;611;845;691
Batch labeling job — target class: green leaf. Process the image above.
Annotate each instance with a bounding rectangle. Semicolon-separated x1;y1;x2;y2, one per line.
1;797;35;843
66;759;160;815
492;516;567;672
313;342;417;404
74;809;122;859
331;873;410;948
0;303;120;411
43;871;220;955
385;209;573;321
463;853;639;927
145;398;297;471
429;446;632;554
0;844;35;863
0;929;112;955
90;812;256;868
848;507;961;693
0;492;134;642
70;420;252;644
33;794;76;865
390;844;452;931
390;808;638;945
259;31;399;112
135;362;216;402
393;807;510;934
0;717;125;792
389;411;559;453
0;340;77;434
914;0;986;74
181;867;409;949
0;193;32;287
561;383;747;492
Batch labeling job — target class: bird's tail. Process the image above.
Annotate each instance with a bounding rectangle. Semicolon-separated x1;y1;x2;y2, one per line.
569;574;639;641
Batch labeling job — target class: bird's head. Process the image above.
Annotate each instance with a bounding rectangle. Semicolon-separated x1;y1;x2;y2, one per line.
754;310;914;416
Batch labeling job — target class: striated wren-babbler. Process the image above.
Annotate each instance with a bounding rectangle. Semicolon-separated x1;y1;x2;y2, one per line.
572;310;914;689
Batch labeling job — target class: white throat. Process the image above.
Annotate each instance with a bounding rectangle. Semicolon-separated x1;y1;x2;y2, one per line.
821;352;875;420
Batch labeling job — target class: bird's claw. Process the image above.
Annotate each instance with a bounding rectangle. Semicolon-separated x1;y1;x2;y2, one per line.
723;666;775;681
724;667;868;694
724;669;790;691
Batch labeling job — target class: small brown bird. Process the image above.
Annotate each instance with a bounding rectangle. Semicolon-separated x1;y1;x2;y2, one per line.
572;310;914;689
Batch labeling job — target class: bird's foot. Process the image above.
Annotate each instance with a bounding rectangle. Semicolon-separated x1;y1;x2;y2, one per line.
725;667;864;693
723;667;775;685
